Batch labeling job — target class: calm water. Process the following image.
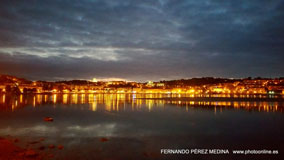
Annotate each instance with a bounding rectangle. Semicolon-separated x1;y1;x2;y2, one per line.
0;93;283;159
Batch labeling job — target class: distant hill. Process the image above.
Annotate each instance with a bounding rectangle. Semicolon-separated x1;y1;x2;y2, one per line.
0;75;31;84
160;77;239;86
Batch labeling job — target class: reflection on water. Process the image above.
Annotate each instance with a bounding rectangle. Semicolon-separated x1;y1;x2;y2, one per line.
0;93;283;112
0;93;284;159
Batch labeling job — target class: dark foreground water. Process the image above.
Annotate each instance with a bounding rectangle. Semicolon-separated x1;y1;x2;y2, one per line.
0;93;283;160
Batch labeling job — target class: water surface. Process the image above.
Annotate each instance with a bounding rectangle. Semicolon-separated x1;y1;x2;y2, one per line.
0;93;283;159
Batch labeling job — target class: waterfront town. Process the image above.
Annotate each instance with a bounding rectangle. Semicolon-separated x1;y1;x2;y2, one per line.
0;75;284;95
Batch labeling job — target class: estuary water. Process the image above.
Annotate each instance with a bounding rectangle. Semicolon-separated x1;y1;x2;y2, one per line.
0;93;283;160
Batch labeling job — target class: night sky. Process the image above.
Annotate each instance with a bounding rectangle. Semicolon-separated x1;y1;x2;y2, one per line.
0;0;283;81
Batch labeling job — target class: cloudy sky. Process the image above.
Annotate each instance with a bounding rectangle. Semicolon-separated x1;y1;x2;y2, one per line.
0;0;283;81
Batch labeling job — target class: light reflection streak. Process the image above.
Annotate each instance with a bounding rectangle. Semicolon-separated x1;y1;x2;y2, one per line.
2;94;5;103
44;95;47;102
20;95;23;103
53;94;57;103
0;93;283;112
33;96;36;107
63;94;68;104
81;94;85;104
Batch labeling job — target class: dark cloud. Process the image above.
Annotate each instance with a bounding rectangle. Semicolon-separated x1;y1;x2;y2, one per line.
0;0;283;81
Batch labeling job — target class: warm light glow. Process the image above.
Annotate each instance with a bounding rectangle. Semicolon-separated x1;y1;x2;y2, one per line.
187;89;195;93
92;78;98;82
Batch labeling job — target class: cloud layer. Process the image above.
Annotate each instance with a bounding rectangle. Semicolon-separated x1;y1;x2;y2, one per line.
0;0;283;81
